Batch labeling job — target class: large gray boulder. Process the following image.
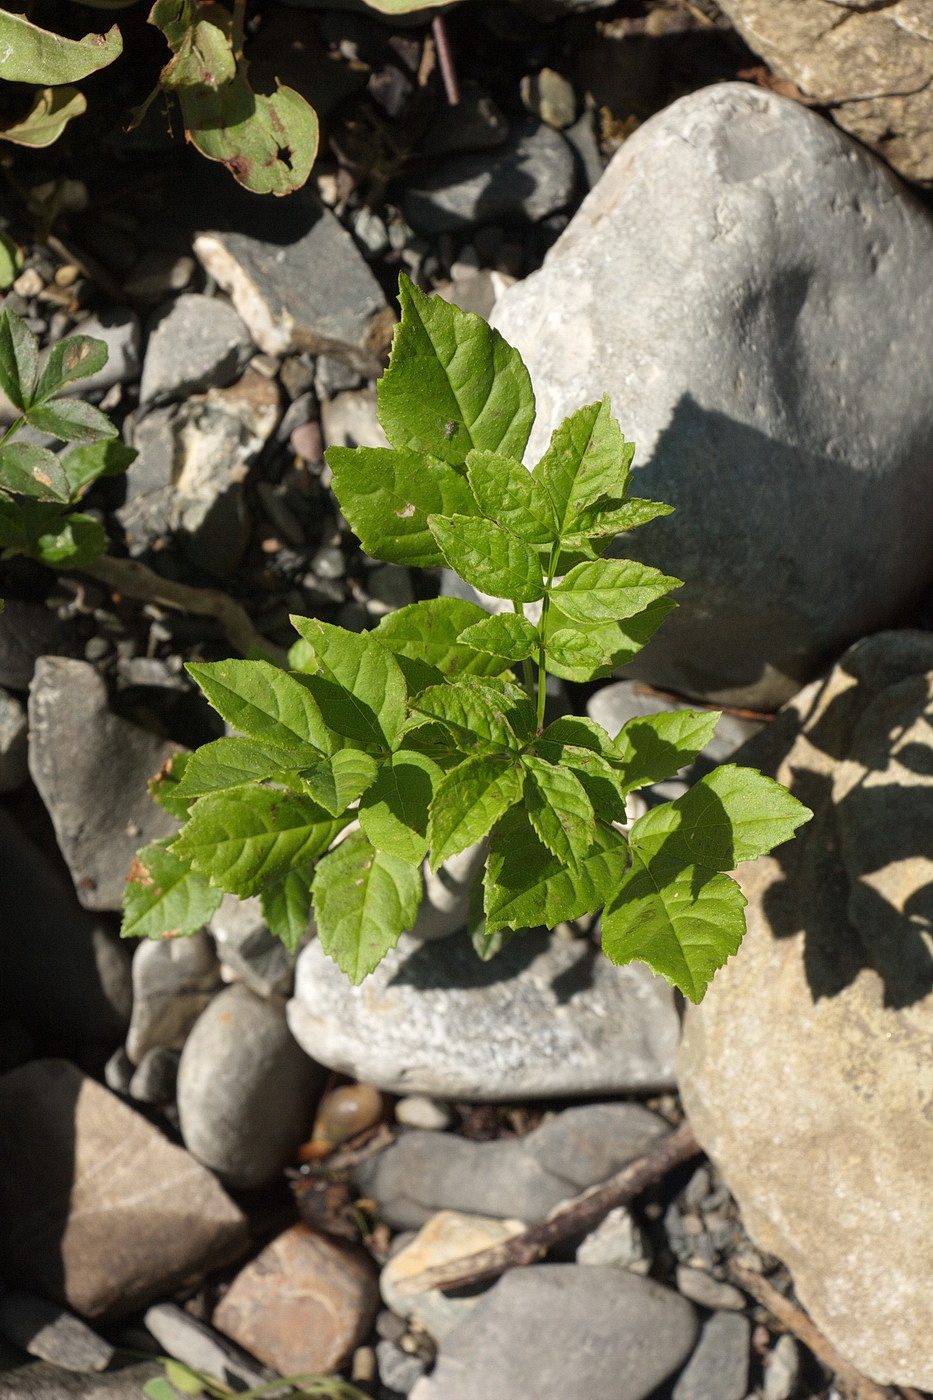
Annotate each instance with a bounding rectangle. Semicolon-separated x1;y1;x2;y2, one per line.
679;631;933;1388
492;83;933;709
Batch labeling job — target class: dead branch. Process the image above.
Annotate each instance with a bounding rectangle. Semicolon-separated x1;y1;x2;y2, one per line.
394;1117;700;1296
79;554;287;666
730;1264;892;1400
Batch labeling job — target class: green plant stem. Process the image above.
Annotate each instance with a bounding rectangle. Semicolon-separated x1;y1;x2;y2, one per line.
0;418;24;449
535;544;560;733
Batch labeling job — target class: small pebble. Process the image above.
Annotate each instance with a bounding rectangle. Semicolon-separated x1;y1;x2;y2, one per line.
763;1333;800;1400
675;1266;747;1312
128;1046;180;1104
103;1046;134;1095
305;1082;384;1154
311;545;346;580
376;1310;407;1343
0;1291;114;1372
377;1337;427;1393
395;1096;453;1131
13;268;44;298
520;68;577;129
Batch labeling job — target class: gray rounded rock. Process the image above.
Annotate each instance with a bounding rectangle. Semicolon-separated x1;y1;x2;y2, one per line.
126;931;221;1065
409;1266;698;1400
288;930;679;1100
178;984;325;1188
492;84;933;709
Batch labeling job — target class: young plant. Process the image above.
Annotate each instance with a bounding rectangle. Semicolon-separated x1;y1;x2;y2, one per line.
0;308;135;573
123;275;811;1002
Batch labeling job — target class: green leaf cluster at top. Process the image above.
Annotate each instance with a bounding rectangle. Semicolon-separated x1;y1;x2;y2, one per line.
123;275;811;1002
0;309;135;572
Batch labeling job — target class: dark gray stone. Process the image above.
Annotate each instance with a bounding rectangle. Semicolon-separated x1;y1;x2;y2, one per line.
356;1102;668;1230
377;1339;427;1394
0;808;131;1052
177;984;326;1189
210;893;297;998
127;1046;180;1104
402;122;575;234
673;1311;750;1400
421;82;509;157
0;602;77;690
140;294;254;405
126;931;221;1065
492;83;933;709
675;1267;747;1312
0;1292;114;1372
409;1267;698;1400
0;689;27;793
142;1303;274;1392
288;929;679;1101
0;1361;164;1397
27;657;181;911
193;193;390;371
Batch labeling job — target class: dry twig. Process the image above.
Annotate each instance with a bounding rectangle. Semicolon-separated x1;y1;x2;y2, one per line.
730;1264;892;1400
80;554;287;665
395;1118;700;1295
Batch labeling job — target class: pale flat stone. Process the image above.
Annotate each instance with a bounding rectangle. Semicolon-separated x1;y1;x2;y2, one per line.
288;930;679;1100
492;84;933;708
679;631;933;1388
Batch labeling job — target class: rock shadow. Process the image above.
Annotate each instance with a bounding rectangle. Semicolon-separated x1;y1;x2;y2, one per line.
732;637;933;1009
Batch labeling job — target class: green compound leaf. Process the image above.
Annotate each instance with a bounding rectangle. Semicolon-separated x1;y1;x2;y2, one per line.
0;232;21;290
143;1379;180;1400
163;1360;208;1397
601;851;747;1003
289;616;407;750
34;334;109;404
59;440;137;497
465;449;555;544
610;710;721;796
0;443;70;502
0;10;122;84
374;597;513;682
550;558;681;625
34;511;105;568
174;787;344;898
534;396;634;532
543;595;677;683
328;445;478;568
428;752;523;870
299;749;378;817
260;863;314;952
561;496;673;546
313;829;422;983
122;840;223;940
458;611;539;663
172;736;326;799
629;765;813;871
25;397;118;444
532;716;630;824
429;514;544;604
409;680;528;754
148;752;194;820
187;659;333;754
179;68;318;197
0;309;38;409
484;807;629;932
359;748;440;863
150;0;236;88
0;86;87;149
521;754;596;871
378;274;535;466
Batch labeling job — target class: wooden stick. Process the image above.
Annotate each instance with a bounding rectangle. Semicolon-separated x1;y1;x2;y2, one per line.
394;1118;700;1296
729;1264;893;1400
432;16;460;107
80;555;287;665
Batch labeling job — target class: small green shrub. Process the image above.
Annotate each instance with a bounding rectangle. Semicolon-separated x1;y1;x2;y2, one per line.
124;275;811;1001
0;0;453;195
0;307;135;573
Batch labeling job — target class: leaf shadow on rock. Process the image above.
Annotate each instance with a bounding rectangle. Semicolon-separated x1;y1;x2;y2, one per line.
732;635;933;1009
612;394;930;705
389;927;555;992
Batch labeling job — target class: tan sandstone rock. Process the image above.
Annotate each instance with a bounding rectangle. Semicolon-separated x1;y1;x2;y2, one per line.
718;0;933;185
679;630;933;1387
